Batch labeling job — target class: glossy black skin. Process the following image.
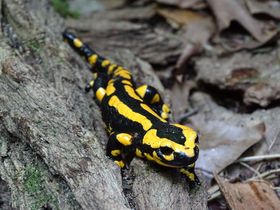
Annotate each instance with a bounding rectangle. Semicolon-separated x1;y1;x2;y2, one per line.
62;31;200;188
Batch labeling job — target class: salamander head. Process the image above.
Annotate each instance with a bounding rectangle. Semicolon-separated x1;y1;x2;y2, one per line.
142;124;199;168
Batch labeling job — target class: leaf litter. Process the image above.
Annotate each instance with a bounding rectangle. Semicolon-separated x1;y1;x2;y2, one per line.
65;0;280;208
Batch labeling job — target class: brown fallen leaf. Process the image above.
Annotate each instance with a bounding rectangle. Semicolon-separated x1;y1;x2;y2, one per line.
175;14;215;72
66;6;182;66
195;48;280;107
245;0;280;20
215;175;280;210
156;0;206;9
189;92;265;173
170;80;196;122
207;0;277;42
157;8;206;27
212;30;277;54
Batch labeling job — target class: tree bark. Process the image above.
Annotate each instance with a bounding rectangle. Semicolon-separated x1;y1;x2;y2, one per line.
0;0;207;209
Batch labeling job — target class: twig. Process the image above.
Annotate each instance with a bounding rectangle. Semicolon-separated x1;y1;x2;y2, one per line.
208;184;219;194
237;154;280;162
247;168;280;181
239;162;261;177
268;131;280;151
208;191;221;202
177;108;199;121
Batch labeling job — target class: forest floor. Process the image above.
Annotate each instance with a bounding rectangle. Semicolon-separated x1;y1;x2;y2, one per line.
0;0;280;209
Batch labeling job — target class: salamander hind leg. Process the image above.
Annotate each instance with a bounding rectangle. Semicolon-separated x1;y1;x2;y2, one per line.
136;85;171;120
106;132;134;169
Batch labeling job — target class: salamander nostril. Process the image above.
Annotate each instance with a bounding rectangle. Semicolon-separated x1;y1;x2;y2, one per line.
160;147;173;155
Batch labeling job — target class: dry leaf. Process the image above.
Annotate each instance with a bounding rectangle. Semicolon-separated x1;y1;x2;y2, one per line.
245;0;280;20
207;0;277;42
253;108;280;155
66;6;182;66
189;93;265;173
170;80;196;121
157;8;206;26
156;0;206;9
175;15;215;72
215;175;280;210
195;49;280;107
212;31;277;54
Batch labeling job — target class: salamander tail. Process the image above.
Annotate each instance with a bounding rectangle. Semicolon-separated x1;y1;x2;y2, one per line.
63;30;131;79
62;30;106;70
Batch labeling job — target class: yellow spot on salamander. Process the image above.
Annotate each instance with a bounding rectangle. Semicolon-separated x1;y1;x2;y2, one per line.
111;150;121;156
136;85;147;98
136;149;143;158
102;60;111;67
173;124;197;152
106;84;116;96
108;79;114;85
161;112;168;120
114;69;131;80
73;38;83;47
140;103;166;122
144;153;154;161
108;64;117;74
93;73;98;79
88;54;98;65
115;160;125;168
124;85;142;100
108;96;152;131
152;151;178;168
122;80;132;86
164;153;174;161
116;133;132;146
162;104;170;113
180;169;195;181
96;88;106;102
188;163;195;168
89;80;94;88
151;93;160;104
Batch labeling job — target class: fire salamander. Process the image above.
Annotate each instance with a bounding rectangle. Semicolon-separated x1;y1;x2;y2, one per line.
63;31;200;188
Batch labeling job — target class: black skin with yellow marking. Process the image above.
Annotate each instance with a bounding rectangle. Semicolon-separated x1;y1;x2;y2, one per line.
63;31;200;188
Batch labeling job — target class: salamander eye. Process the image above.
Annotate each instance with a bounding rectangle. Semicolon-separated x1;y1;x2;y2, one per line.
160;147;174;155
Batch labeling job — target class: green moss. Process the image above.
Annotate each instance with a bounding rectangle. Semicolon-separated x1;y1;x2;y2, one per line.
52;0;80;19
26;40;42;52
23;166;58;210
24;167;41;193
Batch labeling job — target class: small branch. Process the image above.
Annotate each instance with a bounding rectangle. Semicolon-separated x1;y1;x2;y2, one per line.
208;184;219;194
208;190;221;202
247;168;280;181
177;108;199;121
239;162;261;176
268;131;280;151
236;154;280;162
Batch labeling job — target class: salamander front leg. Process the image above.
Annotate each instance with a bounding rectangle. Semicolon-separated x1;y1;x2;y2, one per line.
106;132;133;169
136;85;171;121
180;163;201;189
85;72;108;102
